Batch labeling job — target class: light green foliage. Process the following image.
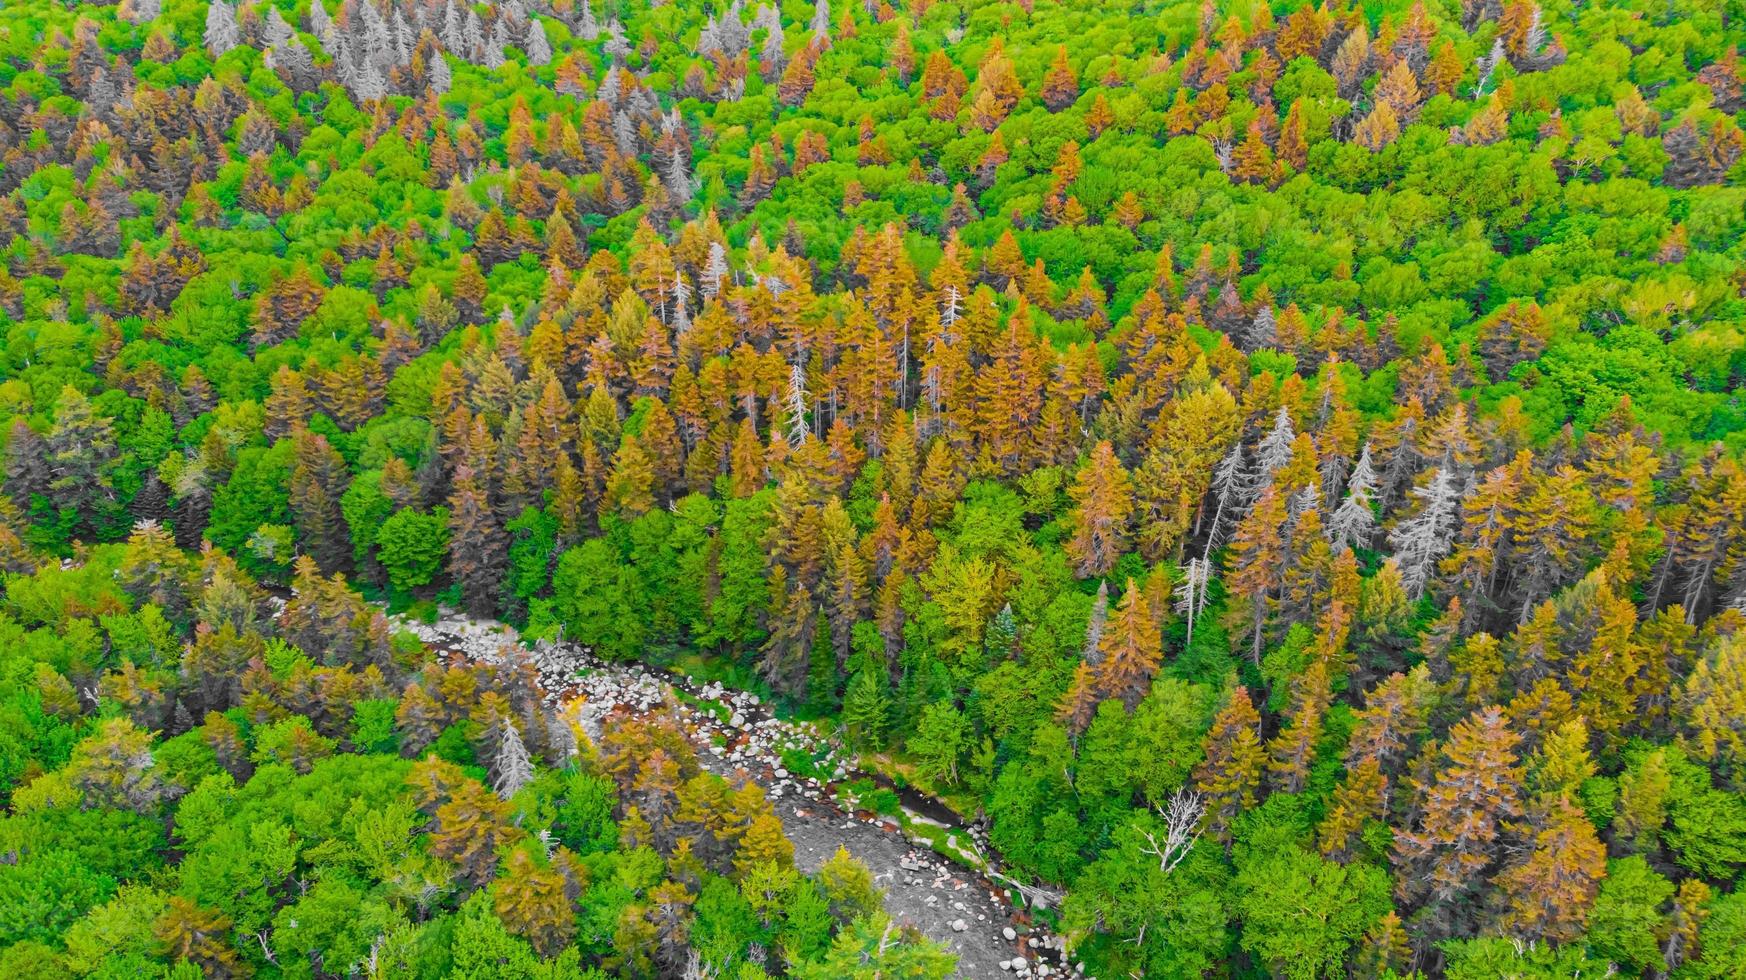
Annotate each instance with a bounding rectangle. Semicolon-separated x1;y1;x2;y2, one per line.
376;507;450;593
1441;936;1615;978
549;537;648;661
0;848;116;947
1;0;1744;976
909;700;970;787
789;912;957;980
1585;856;1674;976
1061;816;1231;978
1233;843;1392;979
1682;891;1746;979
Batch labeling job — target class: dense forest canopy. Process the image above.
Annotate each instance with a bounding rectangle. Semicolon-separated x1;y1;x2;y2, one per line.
1;0;1745;976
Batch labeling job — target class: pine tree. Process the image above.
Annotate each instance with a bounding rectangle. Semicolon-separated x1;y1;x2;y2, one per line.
122;0;160;24
1682;631;1746;773
47;386;118;532
804;614;840;715
202;711;253;780
524;18;552;65
1611;748;1671;855
1375;59;1423;121
204;0;241;56
1223;485;1288;665
1662;878;1710;974
1507;467;1600;621
1277;98;1309;170
1527;718;1596;811
1393;706;1523;911
784;358;811;447
1253;406;1296;490
1231;119;1277;186
431;776;525;886
154;897;244;978
778;43;818;106
1066;440;1135;578
604;435;658;518
1095;580;1163;709
1174;557;1212;645
1328;443;1378;551
1267;662;1331;793
1387;466;1462;598
1200;442;1249;554
1346;666;1435;773
252;264;326;348
759;579;814;697
1353;100;1401;150
841;665;890;749
1351;910;1412;980
1055;660;1099;737
288;428;350;571
729;418;766;497
396;681;444;757
5;418;51;508
68;717;163;813
1318;756;1388;860
1240;304;1278;352
734;811;795;877
494;719;535;799
493;848;580;956
1564;574;1640;752
447;461;505;615
1040;45;1078;111
1440;458;1524;627
1496;796;1606;944
1193;685;1265;841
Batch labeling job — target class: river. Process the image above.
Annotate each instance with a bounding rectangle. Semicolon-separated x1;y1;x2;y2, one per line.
387;608;1078;979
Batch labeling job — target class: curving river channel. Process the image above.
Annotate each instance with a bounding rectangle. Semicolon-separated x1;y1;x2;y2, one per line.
388;608;1080;979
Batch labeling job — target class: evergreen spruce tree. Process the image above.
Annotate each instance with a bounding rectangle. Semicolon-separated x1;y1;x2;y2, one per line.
805;614;839;715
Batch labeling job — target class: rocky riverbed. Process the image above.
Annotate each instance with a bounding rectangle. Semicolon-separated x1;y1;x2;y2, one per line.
389;608;1082;979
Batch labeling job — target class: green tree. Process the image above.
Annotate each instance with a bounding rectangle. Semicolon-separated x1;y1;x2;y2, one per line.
842;666;892;750
817;847;881;925
909;700;970;787
272;877;401;976
46;386;120;534
1685;890;1746;979
339;470;395;577
1234;842;1392;979
790;912;957;979
376;507;450;593
550;538;647;660
0;849;116;947
1062;812;1232;978
805;615;840;715
1586;855;1674;976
